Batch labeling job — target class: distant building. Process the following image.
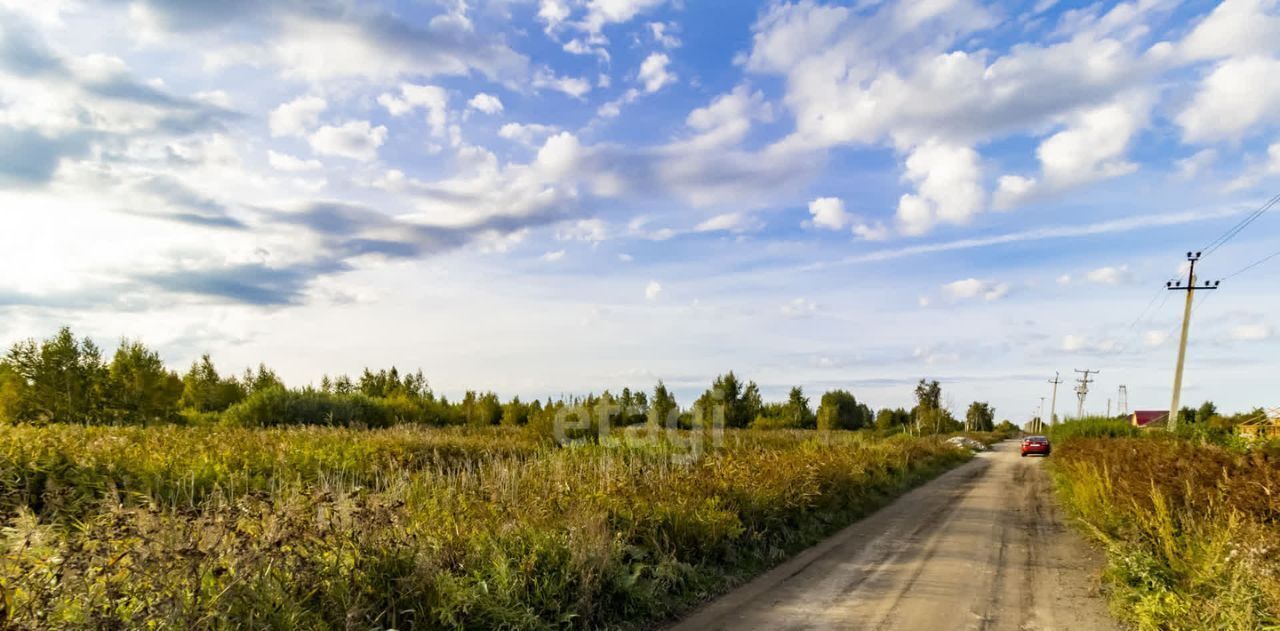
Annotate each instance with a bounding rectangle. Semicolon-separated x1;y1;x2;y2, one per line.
1131;411;1166;427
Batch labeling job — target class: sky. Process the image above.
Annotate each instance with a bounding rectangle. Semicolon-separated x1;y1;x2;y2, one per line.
1;0;1278;421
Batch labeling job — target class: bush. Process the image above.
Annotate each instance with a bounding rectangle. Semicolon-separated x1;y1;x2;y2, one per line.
222;386;392;428
1047;417;1139;441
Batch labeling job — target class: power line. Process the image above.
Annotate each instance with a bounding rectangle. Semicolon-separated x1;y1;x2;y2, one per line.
1201;193;1280;259
1074;368;1098;418
1223;244;1280;280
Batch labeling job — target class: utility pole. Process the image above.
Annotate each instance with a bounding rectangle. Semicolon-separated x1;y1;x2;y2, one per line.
1048;372;1062;426
1038;397;1046;433
1118;385;1128;416
1167;251;1220;431
1074;369;1098;418
1107;398;1112;417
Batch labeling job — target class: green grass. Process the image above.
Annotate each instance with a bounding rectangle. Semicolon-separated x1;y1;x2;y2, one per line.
0;424;971;629
1049;436;1280;630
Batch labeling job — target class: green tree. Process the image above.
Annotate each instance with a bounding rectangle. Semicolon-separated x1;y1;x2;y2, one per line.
107;340;182;424
816;389;869;431
784;386;816;428
964;401;996;432
695;371;763;428
0;361;29;423
501;396;530;426
1196;400;1218;425
4;327;109;422
179;355;246;413
875;407;911;431
650;380;678;425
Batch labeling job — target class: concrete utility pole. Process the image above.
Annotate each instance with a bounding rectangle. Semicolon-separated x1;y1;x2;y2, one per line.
1107;398;1112;417
1074;369;1098;418
1048;372;1062;426
1167;251;1220;431
1038;397;1047;433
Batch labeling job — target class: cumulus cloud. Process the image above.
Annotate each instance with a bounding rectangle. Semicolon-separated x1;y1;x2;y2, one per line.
637;53;675;93
644;280;662;300
467;92;503;115
378;84;449;137
267;150;322;172
995;95;1149;209
853;222;890;241
896;141;985;235
943;278;1010;302
271;10;527;83
808;197;849;230
498;122;559;146
1230;322;1273;341
1178;56;1280;143
694;211;761;233
533;69;592;98
309;121;388;161
1085;265;1132;285
541;249;566;261
269;96;326;138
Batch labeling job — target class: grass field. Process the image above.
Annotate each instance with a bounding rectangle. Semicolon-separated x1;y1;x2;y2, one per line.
1049;427;1280;630
0;424;973;629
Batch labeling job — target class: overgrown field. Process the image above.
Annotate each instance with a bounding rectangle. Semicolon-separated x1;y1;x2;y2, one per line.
1051;435;1280;630
0;424;970;629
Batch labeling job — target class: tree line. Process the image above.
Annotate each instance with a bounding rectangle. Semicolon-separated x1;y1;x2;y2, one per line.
0;327;1007;435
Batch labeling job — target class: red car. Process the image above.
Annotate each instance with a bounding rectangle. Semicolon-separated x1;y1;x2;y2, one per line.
1021;435;1051;457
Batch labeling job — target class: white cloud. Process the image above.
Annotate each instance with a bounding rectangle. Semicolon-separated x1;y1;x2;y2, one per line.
556;218;607;242
533;69;592;98
694;211;761;233
467;92;503;115
943;278;1010;302
638;52;675;93
808;197;849;230
538;0;571;30
1177;149;1218;179
896;141;984;235
269;95;326;138
644;280;662;300
1061;334;1120;353
781;297;818;317
271;13;526;83
678;85;772;151
1144;329;1170;347
581;0;666;36
308;121;388;161
499;122;559;146
541;249;566;262
1085;265;1131;285
1178;56;1280;143
1057;274;1072;285
267;150;322;172
649;22;680;48
1180;0;1280;61
1230;322;1273;341
853;222;890;241
996;95;1149;209
378;84;449;137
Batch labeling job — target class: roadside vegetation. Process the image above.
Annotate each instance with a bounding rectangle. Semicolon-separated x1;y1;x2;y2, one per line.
0;326;1008;628
1048;416;1280;630
0;425;971;629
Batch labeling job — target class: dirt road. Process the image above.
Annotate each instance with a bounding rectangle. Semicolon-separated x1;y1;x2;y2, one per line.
669;440;1119;631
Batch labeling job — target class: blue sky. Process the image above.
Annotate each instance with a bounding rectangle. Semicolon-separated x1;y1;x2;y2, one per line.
1;0;1278;420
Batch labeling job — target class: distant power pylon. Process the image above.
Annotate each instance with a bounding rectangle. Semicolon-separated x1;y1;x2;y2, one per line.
1118;385;1129;416
1075;369;1098;418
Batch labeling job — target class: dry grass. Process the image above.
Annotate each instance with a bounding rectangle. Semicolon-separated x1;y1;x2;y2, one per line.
1051;437;1280;631
0;425;969;629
